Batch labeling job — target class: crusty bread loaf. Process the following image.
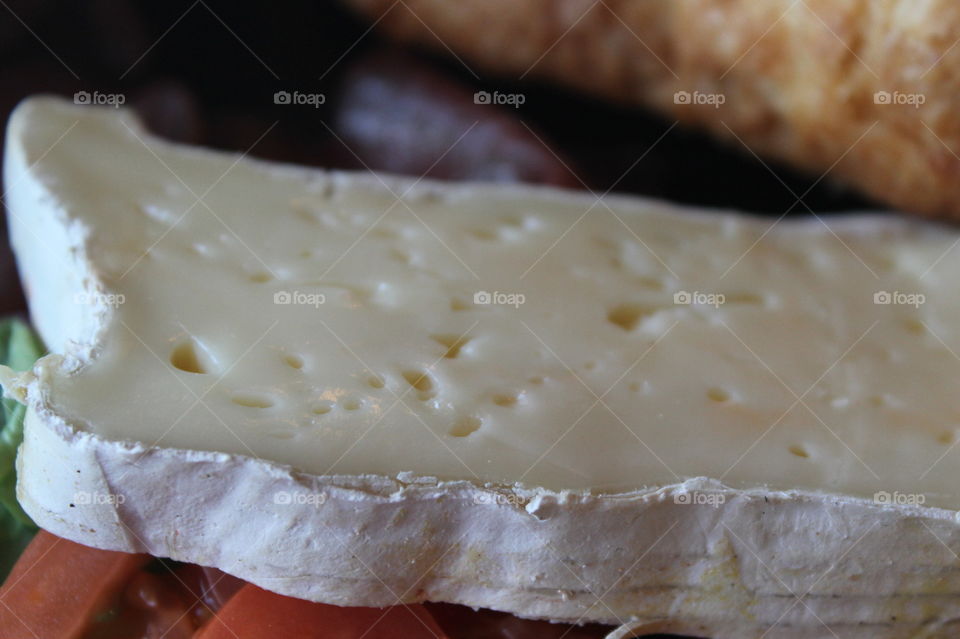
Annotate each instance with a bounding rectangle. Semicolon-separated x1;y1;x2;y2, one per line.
343;0;960;219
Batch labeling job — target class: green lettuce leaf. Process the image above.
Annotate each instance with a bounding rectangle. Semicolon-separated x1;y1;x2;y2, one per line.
0;318;45;579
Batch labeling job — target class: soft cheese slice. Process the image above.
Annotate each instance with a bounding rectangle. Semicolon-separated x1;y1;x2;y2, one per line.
7;97;960;638
8;99;960;501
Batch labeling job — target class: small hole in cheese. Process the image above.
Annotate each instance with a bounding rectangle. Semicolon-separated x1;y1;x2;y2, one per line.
449;415;482;437
311;401;335;415
788;445;809;458
390;248;411;264
492;393;518;407
431;333;470;359
341;397;363;411
170;340;209;374
231;392;275;409
706;387;730;403
450;297;470;312
249;272;273;283
903;318;926;335
607;303;656;331
283;354;304;370
366;374;385;389
371;227;398;239
469;228;499;241
402;369;436;400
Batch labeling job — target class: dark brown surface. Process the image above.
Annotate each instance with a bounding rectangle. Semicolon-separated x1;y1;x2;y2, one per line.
427;602;619;639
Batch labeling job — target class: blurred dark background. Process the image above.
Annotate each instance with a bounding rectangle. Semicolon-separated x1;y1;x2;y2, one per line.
0;0;867;312
0;3;879;636
0;0;877;319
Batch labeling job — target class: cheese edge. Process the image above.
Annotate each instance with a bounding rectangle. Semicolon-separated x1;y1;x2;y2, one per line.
8;97;960;637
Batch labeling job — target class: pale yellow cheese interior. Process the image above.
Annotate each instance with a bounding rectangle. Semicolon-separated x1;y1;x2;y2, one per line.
12;99;960;506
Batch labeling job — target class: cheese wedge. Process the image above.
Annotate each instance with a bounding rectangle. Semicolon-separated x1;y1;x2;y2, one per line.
6;96;960;638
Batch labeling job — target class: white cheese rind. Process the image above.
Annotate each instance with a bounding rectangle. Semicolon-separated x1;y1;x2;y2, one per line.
7;97;960;638
17;403;960;639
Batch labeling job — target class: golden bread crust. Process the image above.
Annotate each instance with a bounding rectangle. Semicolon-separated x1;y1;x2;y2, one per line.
344;0;960;218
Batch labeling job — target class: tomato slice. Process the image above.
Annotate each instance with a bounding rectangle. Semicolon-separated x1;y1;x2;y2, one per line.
0;532;612;639
196;566;245;611
194;585;448;639
169;564;246;628
0;530;150;638
100;570;196;639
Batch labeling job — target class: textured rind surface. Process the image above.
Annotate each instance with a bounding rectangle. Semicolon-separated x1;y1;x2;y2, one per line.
7;99;960;638
343;0;960;219
17;400;960;639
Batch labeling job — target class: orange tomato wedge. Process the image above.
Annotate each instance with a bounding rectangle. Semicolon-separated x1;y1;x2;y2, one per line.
0;530;150;638
194;584;449;639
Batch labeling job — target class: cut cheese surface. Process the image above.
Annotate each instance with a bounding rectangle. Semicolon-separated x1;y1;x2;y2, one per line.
8;97;960;506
